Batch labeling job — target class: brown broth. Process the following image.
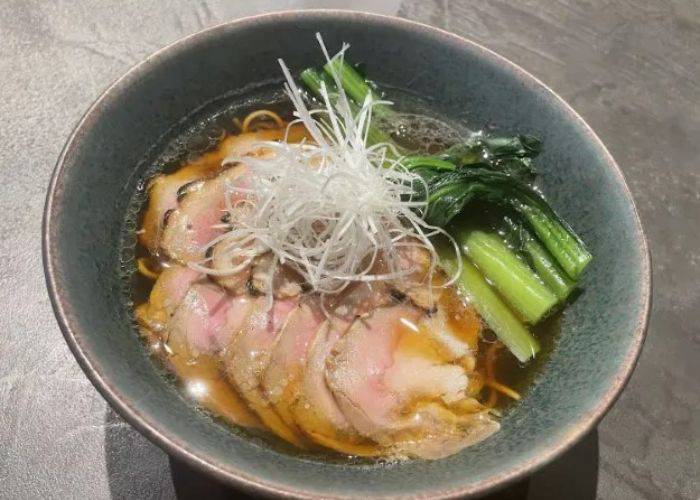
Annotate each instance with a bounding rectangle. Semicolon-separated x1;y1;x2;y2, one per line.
122;91;561;458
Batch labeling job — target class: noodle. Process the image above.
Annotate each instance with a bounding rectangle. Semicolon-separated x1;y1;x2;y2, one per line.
241;109;285;133
482;341;521;406
484;380;522;401
485;382;499;408
137;258;160;280
484;341;500;408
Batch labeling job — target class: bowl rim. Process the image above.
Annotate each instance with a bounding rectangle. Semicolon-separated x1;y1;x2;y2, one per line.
43;9;652;499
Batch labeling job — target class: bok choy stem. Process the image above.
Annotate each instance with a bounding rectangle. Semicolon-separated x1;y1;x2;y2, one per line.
400;156;457;172
438;243;540;363
412;167;591;279
322;58;396;121
515;200;591;279
504;217;576;302
457;229;557;324
300;68;396;148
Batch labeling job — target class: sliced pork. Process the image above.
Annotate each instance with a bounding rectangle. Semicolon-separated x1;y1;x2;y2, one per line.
135;265;201;332
209;238;252;294
223;297;310;447
261;302;325;431
323;280;394;322
170;283;256;355
140;171;217;254
326;304;496;458
139;126;308;253
161;164;250;264
420;287;482;373
384;402;499;459
291;318;380;456
164;293;262;430
136;264;494;458
389;244;441;310
250;253;303;298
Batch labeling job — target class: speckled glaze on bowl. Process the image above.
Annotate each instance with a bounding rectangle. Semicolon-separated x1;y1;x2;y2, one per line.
43;10;651;499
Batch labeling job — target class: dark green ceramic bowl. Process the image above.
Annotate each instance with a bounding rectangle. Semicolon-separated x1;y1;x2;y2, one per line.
43;10;651;499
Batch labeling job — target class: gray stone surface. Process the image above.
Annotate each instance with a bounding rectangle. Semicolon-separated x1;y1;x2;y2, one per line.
0;1;696;499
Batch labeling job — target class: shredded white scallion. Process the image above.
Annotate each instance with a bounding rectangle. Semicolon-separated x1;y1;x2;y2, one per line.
195;34;461;302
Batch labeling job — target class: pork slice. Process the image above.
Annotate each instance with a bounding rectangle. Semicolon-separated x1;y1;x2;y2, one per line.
143;279;262;429
318;245;437;319
213;250;303;298
161;164;250;264
164;310;263;430
210;237;253;294
219;125;308;159
388;244;441;310
324;281;394;322
419;286;482;372
169;283;255;355
223;297;309;447
250;254;303;299
326;305;493;457
139;125;309;253
140;171;215;254
291;318;381;456
260;302;325;431
135;265;201;332
385;402;499;460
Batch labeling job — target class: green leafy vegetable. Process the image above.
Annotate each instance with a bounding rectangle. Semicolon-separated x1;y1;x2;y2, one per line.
299;68;395;147
439;135;541;182
299;52;592;362
322;58;396;121
410;166;591;279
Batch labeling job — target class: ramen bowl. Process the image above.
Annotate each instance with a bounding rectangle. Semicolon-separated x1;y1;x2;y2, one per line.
43;10;650;498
